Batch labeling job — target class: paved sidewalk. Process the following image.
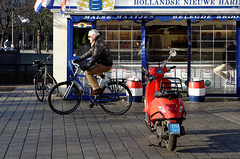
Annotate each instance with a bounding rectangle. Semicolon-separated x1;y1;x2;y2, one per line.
0;85;240;159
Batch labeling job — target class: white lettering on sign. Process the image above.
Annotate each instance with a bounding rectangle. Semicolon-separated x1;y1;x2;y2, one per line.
84;15;155;20
133;0;240;5
172;15;212;19
172;15;240;20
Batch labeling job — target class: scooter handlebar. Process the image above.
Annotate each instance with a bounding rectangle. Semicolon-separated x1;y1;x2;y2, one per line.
149;75;155;83
168;66;176;71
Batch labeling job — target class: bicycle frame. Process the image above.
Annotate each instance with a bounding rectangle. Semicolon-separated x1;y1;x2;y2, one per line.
67;61;117;105
34;54;53;89
42;65;48;89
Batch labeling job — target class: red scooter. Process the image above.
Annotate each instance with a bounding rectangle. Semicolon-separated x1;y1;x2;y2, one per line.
143;49;186;151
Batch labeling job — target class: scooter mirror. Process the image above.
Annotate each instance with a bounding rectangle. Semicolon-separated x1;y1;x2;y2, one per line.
169;49;177;57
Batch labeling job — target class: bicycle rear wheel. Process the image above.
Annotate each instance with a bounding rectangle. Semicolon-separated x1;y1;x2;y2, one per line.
34;74;44;102
100;81;132;115
48;81;81;115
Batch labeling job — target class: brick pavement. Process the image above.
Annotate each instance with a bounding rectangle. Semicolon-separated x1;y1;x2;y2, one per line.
0;85;240;159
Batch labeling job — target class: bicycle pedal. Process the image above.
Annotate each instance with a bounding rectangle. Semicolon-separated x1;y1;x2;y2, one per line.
89;104;95;108
95;94;101;98
93;95;101;101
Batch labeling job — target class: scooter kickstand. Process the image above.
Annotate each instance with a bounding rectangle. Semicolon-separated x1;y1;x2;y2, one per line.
149;141;162;147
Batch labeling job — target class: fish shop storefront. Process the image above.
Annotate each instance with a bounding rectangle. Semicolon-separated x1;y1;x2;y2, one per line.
51;0;240;98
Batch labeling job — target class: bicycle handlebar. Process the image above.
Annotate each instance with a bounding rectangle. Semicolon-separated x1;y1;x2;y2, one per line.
42;54;53;63
33;54;53;67
71;60;80;68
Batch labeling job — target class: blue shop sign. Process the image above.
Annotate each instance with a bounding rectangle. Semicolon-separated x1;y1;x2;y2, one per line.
71;15;240;22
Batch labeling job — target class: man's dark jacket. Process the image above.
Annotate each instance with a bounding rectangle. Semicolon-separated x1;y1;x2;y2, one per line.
74;35;113;70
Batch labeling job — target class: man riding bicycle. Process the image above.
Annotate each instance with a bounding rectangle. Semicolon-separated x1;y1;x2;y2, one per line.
73;29;113;95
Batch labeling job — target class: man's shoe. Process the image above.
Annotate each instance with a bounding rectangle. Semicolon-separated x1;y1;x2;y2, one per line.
225;79;234;85
225;79;230;85
90;88;103;95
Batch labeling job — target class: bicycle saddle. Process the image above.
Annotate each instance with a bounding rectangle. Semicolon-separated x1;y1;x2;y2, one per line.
33;60;40;65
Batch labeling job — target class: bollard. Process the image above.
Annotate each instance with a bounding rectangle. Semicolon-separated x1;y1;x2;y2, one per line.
127;76;143;102
188;79;205;102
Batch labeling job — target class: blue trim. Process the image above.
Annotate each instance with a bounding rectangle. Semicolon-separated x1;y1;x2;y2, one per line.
141;20;146;69
189;96;205;102
237;21;240;99
71;15;240;23
141;20;146;95
115;6;240;9
132;96;143;102
67;18;73;82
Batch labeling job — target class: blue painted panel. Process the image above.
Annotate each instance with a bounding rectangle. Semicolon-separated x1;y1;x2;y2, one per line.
89;0;102;11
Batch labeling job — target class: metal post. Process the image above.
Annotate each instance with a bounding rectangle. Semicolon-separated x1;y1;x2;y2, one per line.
187;19;191;96
236;21;240;100
22;25;24;51
67;17;73;82
141;20;146;95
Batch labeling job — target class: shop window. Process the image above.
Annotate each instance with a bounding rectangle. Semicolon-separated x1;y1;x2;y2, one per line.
97;20;142;62
97;20;142;80
191;20;236;94
146;20;188;62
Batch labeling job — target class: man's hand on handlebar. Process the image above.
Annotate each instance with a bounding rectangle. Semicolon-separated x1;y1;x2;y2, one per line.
71;60;79;66
73;58;81;63
71;60;87;71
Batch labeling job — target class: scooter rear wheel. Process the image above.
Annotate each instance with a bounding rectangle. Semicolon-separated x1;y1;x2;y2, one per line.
165;134;177;151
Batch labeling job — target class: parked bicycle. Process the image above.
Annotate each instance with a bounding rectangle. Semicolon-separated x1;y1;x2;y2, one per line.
33;54;57;102
48;60;133;115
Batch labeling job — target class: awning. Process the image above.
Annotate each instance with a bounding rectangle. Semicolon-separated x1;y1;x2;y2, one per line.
71;15;240;22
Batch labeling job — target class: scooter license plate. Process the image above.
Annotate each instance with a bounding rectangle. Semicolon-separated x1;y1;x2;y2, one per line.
169;124;180;134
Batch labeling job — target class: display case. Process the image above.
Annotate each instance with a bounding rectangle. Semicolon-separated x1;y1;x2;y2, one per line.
191;20;236;62
191;20;237;94
145;20;188;62
97;20;142;61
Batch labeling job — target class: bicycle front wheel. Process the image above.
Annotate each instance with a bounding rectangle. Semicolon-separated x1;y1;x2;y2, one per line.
34;74;44;102
48;81;81;115
100;81;132;115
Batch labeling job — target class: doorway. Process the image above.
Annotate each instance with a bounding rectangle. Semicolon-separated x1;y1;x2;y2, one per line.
72;24;91;57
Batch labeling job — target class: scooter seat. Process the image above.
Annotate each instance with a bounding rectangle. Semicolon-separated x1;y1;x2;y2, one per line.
154;90;180;98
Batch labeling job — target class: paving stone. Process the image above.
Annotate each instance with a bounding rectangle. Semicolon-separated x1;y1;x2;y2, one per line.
1;85;240;158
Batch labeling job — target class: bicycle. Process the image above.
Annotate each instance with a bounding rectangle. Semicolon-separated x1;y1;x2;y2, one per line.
48;60;133;115
33;54;57;102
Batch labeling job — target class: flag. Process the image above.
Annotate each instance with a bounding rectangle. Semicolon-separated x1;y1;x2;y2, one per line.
42;0;55;10
61;0;66;15
18;15;30;23
34;0;43;13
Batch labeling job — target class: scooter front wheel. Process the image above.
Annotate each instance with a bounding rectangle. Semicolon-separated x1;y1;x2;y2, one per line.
165;134;177;151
